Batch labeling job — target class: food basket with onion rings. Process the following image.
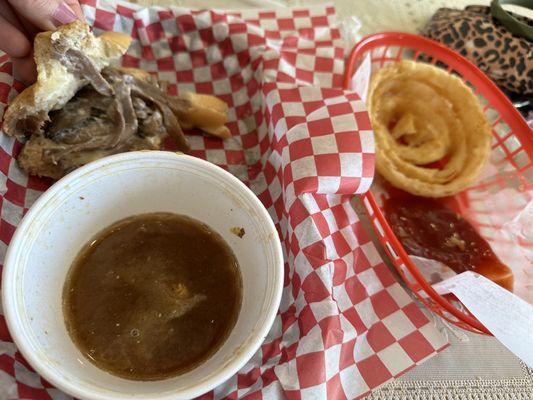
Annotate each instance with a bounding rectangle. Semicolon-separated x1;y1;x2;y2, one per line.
343;32;532;335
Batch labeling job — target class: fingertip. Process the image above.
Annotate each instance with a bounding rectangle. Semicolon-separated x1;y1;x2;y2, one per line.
52;2;77;26
0;15;32;58
52;2;86;27
72;5;86;22
66;1;86;22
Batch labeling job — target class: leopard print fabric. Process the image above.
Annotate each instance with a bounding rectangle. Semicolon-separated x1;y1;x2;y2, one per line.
423;6;532;95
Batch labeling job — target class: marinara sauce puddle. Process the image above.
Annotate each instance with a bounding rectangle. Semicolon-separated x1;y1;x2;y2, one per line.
384;197;513;291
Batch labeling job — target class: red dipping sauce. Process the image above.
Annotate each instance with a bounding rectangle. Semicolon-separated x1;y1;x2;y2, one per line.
384;197;513;291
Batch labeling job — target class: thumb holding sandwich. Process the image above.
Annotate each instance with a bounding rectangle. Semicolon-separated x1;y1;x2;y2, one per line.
0;0;85;84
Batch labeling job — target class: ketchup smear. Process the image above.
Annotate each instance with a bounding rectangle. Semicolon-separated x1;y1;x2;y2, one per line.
384;197;513;291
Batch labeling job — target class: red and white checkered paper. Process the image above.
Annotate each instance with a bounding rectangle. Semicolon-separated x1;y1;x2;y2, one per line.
0;1;448;398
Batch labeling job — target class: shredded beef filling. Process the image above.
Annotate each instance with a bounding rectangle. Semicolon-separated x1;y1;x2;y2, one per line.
18;57;191;179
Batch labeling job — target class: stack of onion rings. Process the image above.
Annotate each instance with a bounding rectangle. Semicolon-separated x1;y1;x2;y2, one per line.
368;60;491;197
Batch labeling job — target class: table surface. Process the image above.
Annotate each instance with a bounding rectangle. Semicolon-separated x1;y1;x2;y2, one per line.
131;0;533;398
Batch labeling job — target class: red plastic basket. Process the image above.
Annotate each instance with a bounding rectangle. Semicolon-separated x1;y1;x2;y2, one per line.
344;32;533;335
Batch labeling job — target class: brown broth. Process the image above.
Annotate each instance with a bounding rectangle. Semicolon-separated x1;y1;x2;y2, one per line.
63;213;242;380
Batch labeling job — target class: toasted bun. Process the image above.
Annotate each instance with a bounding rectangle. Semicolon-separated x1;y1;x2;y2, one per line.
3;21;131;137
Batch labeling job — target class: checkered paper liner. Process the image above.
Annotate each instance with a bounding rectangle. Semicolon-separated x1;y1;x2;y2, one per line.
0;1;448;399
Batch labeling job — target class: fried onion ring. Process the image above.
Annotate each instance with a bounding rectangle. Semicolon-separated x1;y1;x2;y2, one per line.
368;60;491;197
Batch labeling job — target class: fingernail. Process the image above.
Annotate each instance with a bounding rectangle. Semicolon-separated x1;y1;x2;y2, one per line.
53;2;78;25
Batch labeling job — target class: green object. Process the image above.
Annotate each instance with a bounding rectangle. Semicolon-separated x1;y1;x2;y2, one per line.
490;0;533;41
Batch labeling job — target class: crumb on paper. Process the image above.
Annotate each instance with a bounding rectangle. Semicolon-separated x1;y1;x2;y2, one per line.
231;227;245;238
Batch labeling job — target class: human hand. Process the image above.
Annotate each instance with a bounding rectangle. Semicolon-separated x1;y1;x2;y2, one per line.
0;1;85;84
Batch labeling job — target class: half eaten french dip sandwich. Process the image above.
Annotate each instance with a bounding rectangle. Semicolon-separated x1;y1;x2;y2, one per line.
3;21;230;179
